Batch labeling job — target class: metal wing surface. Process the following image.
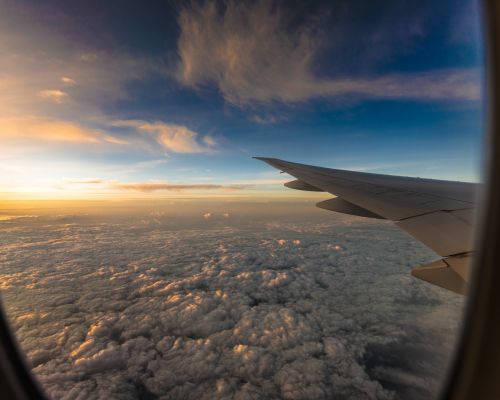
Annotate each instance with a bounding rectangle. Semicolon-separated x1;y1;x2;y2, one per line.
255;157;479;295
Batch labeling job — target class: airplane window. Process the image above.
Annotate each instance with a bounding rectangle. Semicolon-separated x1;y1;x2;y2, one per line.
0;1;484;399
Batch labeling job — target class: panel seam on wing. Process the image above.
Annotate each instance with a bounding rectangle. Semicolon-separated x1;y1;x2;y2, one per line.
397;208;475;222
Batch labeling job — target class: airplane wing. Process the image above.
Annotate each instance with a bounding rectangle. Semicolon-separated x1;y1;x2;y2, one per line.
255;157;479;295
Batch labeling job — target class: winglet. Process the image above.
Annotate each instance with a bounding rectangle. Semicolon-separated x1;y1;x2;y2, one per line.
254;157;293;172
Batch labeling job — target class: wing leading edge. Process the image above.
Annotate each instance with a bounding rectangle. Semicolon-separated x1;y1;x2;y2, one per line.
255;157;478;295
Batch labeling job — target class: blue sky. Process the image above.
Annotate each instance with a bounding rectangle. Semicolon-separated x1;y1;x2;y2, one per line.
0;0;485;199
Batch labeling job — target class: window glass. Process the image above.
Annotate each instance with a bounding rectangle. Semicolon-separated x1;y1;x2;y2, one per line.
0;1;483;399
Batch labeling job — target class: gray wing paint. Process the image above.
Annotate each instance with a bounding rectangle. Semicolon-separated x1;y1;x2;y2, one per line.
255;157;479;295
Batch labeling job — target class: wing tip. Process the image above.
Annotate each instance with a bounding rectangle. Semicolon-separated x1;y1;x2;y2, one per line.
253;156;277;162
253;157;287;170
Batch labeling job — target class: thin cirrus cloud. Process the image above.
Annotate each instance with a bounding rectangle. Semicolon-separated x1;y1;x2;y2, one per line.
38;89;67;104
113;120;217;154
115;182;242;192
61;76;76;85
176;0;481;106
0;15;158;119
0;116;128;145
66;178;245;192
0;115;215;159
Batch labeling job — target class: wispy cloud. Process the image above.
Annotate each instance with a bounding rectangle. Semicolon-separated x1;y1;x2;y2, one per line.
113;182;242;192
65;178;245;192
113;120;216;154
249;113;289;125
80;52;99;62
66;178;105;184
177;0;481;106
0;117;128;145
0;22;160;121
229;178;288;185
38;89;67;104
61;76;76;85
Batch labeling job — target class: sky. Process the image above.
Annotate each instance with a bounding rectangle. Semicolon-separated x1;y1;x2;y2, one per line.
0;0;485;200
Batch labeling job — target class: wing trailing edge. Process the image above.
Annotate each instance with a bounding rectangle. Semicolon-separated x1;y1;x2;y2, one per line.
284;179;324;192
316;197;385;219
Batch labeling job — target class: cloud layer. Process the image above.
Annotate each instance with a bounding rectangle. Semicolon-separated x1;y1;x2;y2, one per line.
0;209;464;399
177;0;480;106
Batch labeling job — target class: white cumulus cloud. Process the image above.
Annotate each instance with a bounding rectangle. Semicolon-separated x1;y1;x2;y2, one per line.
0;210;464;400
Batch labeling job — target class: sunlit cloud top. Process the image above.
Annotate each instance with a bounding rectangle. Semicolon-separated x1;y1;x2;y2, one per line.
0;0;484;200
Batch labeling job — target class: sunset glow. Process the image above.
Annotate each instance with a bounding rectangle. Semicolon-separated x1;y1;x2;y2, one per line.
0;0;484;204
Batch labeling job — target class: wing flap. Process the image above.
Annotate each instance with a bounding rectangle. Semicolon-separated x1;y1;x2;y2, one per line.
397;211;474;256
316;197;385;219
284;180;324;192
411;254;472;295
